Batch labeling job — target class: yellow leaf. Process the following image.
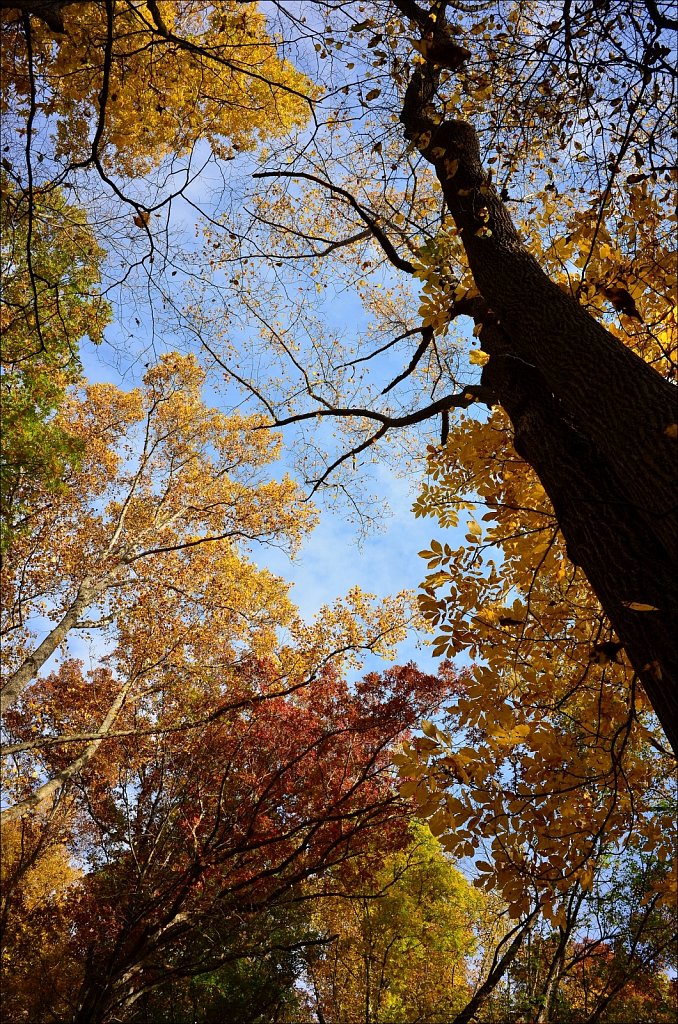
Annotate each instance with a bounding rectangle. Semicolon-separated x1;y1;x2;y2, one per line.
469;349;490;366
467;518;482;537
580;865;594;890
622;601;659;612
427;809;450;836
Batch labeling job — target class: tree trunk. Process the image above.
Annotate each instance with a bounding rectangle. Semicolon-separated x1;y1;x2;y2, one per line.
534;923;572;1023
399;43;678;754
1;575;106;715
451;913;537;1024
3;675;136;822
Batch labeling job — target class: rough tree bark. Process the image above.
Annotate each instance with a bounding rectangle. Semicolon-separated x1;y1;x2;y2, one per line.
395;0;678;753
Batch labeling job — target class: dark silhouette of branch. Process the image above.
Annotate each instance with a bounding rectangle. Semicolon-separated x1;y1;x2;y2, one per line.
382;325;435;394
253;171;415;274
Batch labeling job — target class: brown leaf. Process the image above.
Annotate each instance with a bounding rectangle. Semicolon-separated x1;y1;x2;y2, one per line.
626;173;650;185
590;641;623;665
602;285;643;322
426;39;471;70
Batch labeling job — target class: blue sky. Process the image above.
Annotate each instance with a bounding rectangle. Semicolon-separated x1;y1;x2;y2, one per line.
79;329;452;680
74;140;476;682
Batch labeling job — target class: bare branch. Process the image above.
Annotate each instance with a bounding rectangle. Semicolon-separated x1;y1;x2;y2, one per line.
337;327;424;370
382;324;434;394
264;385;494;432
253;171;415;274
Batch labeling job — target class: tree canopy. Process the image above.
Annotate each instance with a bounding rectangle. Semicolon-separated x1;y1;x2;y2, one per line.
1;2;676;1022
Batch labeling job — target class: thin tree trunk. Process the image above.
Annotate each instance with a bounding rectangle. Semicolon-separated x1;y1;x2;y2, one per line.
535;927;570;1024
452;912;537;1024
1;574;107;714
2;675;136;822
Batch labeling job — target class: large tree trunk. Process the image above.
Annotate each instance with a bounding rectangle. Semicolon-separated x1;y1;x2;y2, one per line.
399;27;678;753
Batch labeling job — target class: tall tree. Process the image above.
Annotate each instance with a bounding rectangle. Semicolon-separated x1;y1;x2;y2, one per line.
4;4;674;749
214;0;677;751
391;0;677;751
157;0;674;937
2;656;453;1023
299;823;481;1023
0;353;450;1022
1;352;413;807
0;357;453;1020
2;7;675;1018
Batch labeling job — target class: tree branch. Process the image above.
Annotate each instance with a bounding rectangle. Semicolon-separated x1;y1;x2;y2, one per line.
382;325;434;394
253;171;415;274
3;674;137;822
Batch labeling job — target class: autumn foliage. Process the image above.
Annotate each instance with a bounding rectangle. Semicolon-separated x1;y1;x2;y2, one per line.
0;350;452;1019
0;0;311;174
1;1;677;1022
3;660;451;1022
